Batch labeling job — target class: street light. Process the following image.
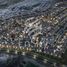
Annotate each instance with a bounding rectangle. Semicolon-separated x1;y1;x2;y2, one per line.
7;49;9;53
22;52;25;56
15;50;18;54
33;55;37;59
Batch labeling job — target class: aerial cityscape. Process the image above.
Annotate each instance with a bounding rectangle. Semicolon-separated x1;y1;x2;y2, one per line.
0;0;67;67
